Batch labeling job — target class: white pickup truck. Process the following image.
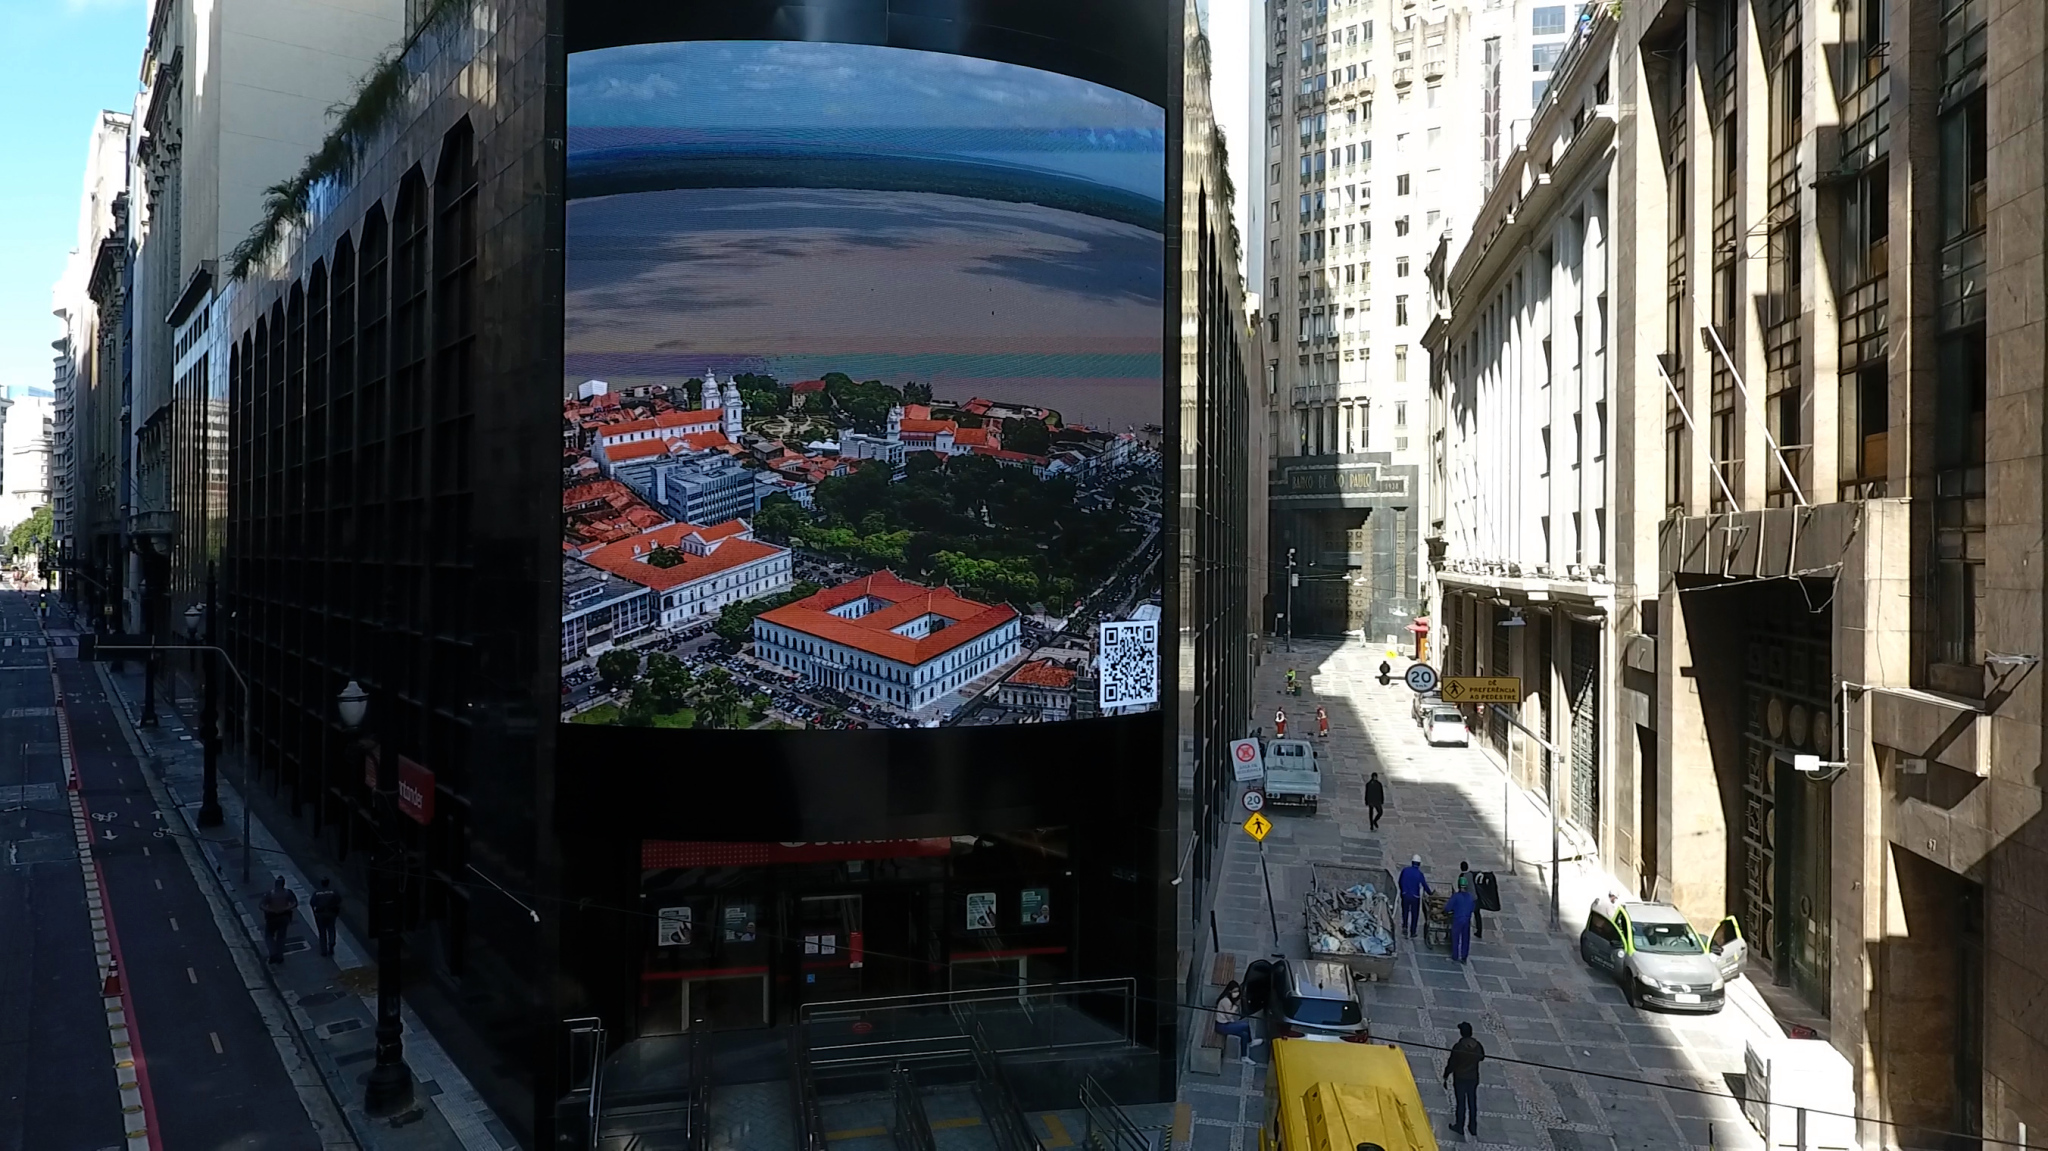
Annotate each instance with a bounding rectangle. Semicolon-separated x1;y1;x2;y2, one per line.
1261;738;1321;813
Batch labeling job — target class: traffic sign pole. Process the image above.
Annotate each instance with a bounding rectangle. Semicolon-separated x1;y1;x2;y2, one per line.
1259;839;1280;950
1487;699;1564;929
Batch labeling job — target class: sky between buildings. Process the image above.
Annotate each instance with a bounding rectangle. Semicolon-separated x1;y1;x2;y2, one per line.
0;0;144;400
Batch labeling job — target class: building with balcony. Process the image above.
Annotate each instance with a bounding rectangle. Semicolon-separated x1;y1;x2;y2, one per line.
1257;0;1567;635
1596;0;2048;1142
0;394;55;534
1423;8;1620;879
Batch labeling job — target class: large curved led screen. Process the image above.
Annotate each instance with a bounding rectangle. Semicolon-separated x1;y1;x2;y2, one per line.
563;41;1165;731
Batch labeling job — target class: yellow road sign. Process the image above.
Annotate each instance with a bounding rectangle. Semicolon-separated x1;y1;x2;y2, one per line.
1440;676;1521;704
1243;811;1273;842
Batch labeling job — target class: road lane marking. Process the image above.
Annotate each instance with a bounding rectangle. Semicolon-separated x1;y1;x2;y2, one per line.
52;654;161;1151
209;1032;223;1054
186;968;197;984
1042;1114;1074;1149
168;917;178;932
825;1127;886;1141
153;879;162;890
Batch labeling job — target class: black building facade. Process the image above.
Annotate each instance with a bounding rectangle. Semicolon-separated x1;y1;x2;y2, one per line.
209;1;1262;1143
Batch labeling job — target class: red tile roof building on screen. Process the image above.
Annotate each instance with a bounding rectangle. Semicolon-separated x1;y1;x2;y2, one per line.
996;658;1080;721
563;479;672;553
583;519;793;628
752;572;1023;712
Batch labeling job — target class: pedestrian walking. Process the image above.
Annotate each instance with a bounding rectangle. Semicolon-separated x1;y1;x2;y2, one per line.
1213;980;1256;1065
1315;705;1329;738
1441;1021;1486;1139
1457;861;1484;940
1446;883;1477;963
310;877;342;956
259;876;299;965
1363;772;1385;830
1274;707;1287;737
1398;854;1431;938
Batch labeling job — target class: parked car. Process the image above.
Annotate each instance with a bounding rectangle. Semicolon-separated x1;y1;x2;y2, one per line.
1411;691;1443;726
1579;895;1746;1012
1264;958;1368;1042
1425;707;1469;747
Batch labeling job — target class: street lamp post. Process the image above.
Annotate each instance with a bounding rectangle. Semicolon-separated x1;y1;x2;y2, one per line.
338;678;414;1114
194;567;223;828
1284;547;1298;653
139;570;158;728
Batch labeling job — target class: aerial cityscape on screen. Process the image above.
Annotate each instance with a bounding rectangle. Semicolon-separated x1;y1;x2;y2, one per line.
563;41;1166;729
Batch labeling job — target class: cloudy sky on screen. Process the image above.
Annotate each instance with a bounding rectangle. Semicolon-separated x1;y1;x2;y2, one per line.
569;40;1164;199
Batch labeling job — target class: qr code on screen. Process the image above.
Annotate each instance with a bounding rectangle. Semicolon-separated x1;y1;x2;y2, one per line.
1098;620;1159;710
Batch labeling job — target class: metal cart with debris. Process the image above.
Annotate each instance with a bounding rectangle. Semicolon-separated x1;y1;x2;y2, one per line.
1305;863;1399;981
1422;891;1452;952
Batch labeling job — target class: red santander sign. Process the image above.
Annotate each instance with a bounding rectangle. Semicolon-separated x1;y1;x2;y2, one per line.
397;756;435;825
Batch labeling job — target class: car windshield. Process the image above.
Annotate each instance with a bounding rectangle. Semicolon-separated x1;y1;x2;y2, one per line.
1284;994;1363;1026
1432;710;1463;723
1630;919;1703;953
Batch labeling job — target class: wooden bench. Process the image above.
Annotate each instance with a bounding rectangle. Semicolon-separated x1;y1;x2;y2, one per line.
1209;952;1238;990
1190;951;1241;1074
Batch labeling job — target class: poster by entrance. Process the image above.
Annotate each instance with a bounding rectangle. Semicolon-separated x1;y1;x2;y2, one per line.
561;40;1165;732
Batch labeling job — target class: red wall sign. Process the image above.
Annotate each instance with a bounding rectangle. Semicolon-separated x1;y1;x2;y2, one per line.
397;755;435;825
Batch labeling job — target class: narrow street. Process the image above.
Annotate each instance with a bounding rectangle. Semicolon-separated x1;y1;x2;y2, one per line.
1183;637;1777;1151
0;589;126;1150
0;587;340;1149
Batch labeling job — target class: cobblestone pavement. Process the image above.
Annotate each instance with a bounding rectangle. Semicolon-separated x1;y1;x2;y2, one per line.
1182;638;1779;1151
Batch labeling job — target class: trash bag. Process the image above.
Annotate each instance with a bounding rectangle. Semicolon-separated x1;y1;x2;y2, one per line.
1242;959;1274;1014
1474;871;1501;912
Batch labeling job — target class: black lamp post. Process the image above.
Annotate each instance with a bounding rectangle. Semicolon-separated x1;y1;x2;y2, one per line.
195;565;223;828
338;677;414;1114
139;567;158;728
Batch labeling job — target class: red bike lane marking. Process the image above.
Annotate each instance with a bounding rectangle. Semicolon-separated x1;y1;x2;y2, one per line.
55;662;165;1151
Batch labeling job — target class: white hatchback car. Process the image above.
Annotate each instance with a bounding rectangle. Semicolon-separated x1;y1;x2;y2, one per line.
1425;706;1470;747
1580;895;1747;1012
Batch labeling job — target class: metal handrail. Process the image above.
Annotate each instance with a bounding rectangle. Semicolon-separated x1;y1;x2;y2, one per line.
1079;1076;1155;1151
799;978;1136;1023
966;1018;1044;1151
789;1024;829;1151
890;1066;938;1151
562;1016;607;1151
685;1027;711;1151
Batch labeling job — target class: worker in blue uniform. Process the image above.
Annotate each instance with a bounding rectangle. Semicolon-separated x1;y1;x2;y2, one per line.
1398;854;1431;938
1446;882;1477;962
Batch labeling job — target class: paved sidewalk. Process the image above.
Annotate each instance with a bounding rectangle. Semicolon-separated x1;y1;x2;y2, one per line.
1181;637;1777;1151
89;650;516;1151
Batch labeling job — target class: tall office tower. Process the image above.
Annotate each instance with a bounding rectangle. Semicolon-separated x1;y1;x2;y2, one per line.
1259;0;1567;638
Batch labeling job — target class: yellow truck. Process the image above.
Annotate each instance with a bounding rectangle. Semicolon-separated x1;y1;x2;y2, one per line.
1260;1037;1440;1151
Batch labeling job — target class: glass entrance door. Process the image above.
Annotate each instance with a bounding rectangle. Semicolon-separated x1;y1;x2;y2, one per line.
796;894;864;1003
1775;761;1832;1011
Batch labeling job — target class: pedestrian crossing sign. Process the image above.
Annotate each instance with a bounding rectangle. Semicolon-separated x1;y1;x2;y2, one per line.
1242;811;1273;842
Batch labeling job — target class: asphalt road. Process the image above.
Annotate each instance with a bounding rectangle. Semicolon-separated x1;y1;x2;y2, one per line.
0;588;326;1151
0;589;121;1151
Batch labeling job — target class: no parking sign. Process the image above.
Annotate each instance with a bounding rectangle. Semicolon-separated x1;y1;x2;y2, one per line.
1229;737;1264;782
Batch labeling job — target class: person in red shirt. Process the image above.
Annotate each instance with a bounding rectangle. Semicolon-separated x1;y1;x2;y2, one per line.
1274;707;1287;736
1316;705;1329;738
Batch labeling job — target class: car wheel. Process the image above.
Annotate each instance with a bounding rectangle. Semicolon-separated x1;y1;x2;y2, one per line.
1625;978;1643;1010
